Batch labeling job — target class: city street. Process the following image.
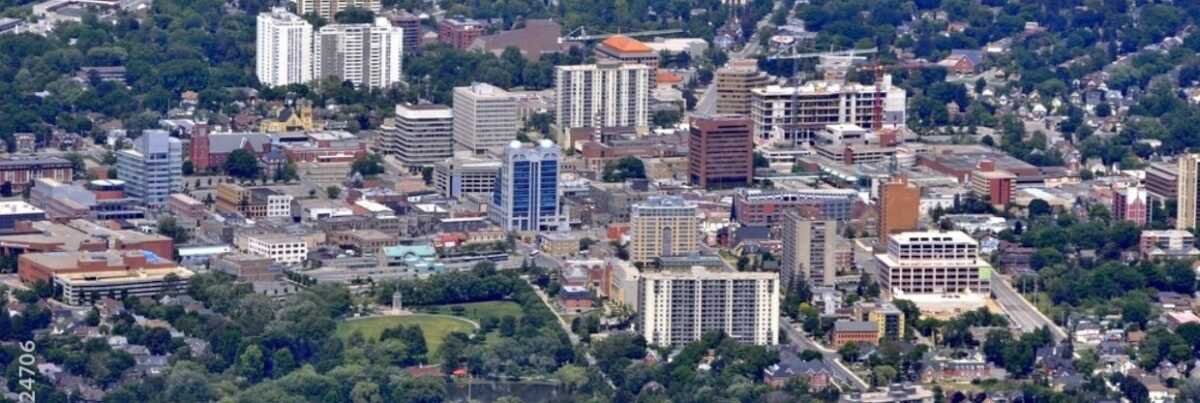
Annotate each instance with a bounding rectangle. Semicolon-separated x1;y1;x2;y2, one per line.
779;318;870;391
692;1;779;116
991;275;1068;342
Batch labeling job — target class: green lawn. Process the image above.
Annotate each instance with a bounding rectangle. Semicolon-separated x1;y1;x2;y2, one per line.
424;301;524;322
337;315;476;352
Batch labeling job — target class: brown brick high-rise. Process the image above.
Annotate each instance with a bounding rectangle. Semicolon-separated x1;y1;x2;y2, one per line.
878;175;920;237
689;116;753;189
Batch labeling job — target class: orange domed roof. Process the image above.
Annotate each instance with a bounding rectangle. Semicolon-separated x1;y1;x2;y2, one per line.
601;34;652;53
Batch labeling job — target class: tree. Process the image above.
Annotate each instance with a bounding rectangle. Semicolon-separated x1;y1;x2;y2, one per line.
351;381;384;403
157;217;190;244
326;186;341;199
1028;199;1052;217
224;149;261;180
182;160;194;175
351;154;385;177
838;342;860;363
753;152;769;168
334;7;375;23
602;157;646;182
578;237;595;252
554;364;588;392
236;345;266;382
871;365;897;386
270;348;295;378
1095;102;1112;117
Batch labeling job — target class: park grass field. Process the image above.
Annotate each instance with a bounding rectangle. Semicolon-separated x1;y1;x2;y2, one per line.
337;314;476;352
425;300;524;322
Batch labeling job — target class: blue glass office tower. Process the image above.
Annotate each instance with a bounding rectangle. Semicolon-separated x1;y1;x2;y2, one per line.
490;140;565;232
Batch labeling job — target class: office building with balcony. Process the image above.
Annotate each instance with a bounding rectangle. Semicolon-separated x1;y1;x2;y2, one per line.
780;211;838;288
716;59;773;115
554;62;651;133
295;0;381;20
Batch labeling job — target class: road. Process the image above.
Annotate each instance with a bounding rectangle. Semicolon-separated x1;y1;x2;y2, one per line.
779;319;869;391
692;1;779;116
991;275;1068;342
523;273;616;389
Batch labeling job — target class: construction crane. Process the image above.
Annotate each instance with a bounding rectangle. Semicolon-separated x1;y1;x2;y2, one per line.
767;46;878;60
558;27;685;43
764;45;879;145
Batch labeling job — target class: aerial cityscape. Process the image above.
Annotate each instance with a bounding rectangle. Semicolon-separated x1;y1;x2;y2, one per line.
0;0;1197;402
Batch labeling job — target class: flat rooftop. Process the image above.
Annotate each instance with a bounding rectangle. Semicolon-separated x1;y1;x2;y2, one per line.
0;201;45;215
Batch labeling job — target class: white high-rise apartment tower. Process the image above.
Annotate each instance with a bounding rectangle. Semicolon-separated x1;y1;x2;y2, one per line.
256;8;313;87
295;0;381;20
638;267;780;346
1176;154;1200;230
555;61;650;133
315;17;404;89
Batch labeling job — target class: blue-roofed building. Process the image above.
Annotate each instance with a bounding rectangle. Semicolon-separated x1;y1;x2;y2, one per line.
382;244;445;275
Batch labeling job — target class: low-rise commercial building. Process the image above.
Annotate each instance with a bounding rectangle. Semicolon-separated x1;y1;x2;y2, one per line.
215;183;294;218
732;188;856;226
432;154;501;199
19;249;193;305
832;320;879;347
242;234;309;265
1140;230;1200;260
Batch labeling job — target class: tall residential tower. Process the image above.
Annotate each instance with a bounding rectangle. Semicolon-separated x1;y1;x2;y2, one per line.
630;196;699;263
638;267;780;346
315;17;404;89
1177;154;1200;230
255;8;313;87
554;62;651;133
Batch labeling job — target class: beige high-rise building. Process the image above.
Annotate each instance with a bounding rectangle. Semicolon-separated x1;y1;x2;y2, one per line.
453;83;519;155
780;211;838;289
715;59;772;115
296;0;381;20
1176;154;1200;230
630;196;699;263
